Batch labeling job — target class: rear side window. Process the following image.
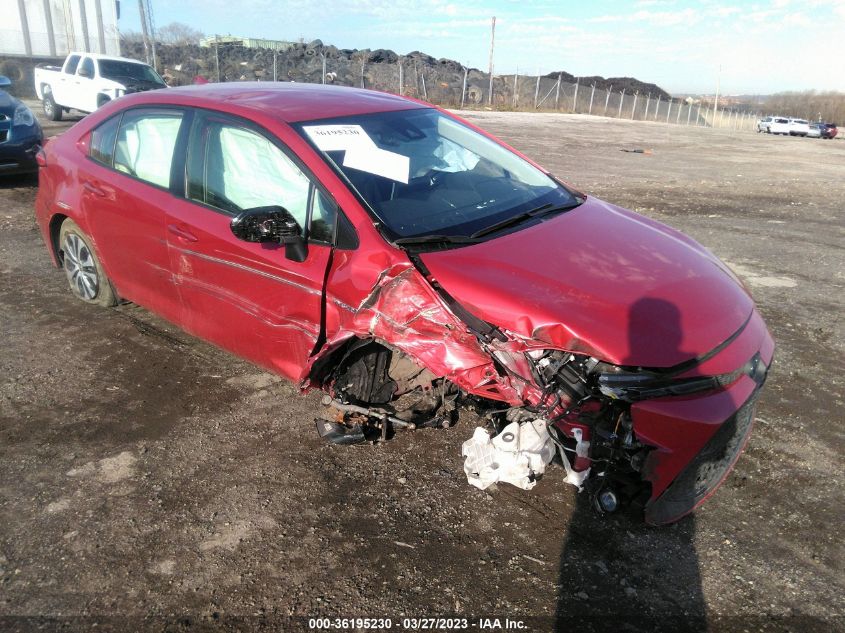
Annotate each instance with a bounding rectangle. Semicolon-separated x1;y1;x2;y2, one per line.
114;109;183;188
65;55;80;74
89;115;121;166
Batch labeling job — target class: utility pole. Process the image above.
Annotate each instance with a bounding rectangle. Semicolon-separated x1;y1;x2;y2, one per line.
146;0;158;72
713;63;722;123
214;34;220;82
138;0;151;65
487;16;496;105
554;73;562;109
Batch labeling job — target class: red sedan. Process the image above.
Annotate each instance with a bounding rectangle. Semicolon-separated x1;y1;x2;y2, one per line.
34;83;773;524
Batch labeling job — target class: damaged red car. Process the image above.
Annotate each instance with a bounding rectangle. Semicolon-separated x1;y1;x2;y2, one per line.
34;83;773;525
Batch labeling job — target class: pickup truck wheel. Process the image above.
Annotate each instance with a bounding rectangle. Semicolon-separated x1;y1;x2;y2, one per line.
43;92;62;121
59;219;116;307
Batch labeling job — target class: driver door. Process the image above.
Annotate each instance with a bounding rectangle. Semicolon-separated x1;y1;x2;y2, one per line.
165;110;337;380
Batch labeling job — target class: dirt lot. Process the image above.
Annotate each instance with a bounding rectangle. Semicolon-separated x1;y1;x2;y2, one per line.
1;103;843;632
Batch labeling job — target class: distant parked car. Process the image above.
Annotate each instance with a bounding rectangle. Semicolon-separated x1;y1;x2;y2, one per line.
34;52;166;121
817;122;838;139
756;116;772;133
807;123;822;138
0;75;43;176
768;117;790;135
787;118;810;136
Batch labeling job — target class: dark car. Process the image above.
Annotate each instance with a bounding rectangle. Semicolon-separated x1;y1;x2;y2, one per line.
0;75;43;176
34;83;773;525
816;122;838;139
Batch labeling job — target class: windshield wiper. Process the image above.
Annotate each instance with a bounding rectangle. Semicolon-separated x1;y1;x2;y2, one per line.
469;201;581;239
393;234;480;247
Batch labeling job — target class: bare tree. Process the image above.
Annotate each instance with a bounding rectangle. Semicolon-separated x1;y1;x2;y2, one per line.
156;22;204;46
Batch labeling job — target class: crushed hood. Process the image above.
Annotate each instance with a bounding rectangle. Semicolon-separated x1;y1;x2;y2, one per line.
420;197;753;368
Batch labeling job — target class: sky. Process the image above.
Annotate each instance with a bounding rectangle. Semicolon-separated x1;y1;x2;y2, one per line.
120;0;845;95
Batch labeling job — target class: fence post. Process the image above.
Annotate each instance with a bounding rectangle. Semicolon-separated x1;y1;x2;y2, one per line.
572;77;579;112
696;104;702;125
534;71;540;109
644;93;651;120
421;71;427;100
321;54;326;84
461;66;467;108
686;103;692;125
704;106;710;127
398;58;403;95
273;50;277;81
604;84;612;115
588;83;595;115
631;91;638;119
654;96;661;121
554;74;561;109
361;57;365;88
666;100;672;123
676;100;682;124
618;90;625;118
512;70;519;108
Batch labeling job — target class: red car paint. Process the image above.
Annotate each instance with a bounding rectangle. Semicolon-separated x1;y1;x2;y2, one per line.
34;83;773;524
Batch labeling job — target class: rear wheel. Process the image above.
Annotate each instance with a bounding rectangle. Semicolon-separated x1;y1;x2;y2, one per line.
58;219;116;307
43;90;62;121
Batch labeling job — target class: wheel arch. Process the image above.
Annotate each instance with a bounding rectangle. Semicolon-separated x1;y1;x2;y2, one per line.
48;213;69;267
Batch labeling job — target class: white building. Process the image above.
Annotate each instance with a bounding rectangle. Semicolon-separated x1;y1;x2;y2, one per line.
1;0;121;58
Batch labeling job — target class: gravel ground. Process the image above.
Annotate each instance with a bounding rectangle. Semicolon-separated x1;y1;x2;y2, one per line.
0;103;842;632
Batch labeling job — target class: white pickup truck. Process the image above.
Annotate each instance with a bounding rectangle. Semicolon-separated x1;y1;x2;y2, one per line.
34;52;166;121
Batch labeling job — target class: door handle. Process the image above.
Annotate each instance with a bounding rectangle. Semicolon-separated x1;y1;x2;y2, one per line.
82;181;106;197
167;224;198;242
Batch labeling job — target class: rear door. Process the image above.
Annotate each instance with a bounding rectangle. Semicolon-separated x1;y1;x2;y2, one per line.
70;56;96;111
52;54;80;107
164;109;338;380
79;106;186;322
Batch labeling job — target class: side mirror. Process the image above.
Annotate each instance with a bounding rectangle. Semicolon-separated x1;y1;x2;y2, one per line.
0;75;10;88
230;205;308;262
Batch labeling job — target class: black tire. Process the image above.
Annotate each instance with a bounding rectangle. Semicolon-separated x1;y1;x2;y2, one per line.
43;90;62;121
58;219;117;307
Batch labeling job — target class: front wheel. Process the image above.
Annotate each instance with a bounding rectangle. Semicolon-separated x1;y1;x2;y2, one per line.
58;219;117;307
43;91;62;121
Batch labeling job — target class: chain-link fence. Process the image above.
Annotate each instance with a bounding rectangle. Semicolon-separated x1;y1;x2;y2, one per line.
1;34;762;132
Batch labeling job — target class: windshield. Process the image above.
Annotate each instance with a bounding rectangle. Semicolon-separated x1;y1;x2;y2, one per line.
296;108;577;239
99;60;165;85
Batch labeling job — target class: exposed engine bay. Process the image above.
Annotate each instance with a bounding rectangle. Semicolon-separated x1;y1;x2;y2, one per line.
312;331;769;525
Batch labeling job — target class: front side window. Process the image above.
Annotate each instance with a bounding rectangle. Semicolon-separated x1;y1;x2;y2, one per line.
113;109;183;188
297;108;578;240
187;119;311;233
79;57;95;78
99;60;166;86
